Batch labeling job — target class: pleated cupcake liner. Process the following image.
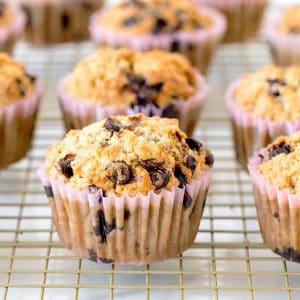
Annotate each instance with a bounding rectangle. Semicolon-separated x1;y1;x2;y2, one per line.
248;150;300;263
57;73;210;136
89;6;226;74
37;164;212;265
225;79;300;171
0;80;43;169
264;19;300;66
196;0;267;42
19;0;103;45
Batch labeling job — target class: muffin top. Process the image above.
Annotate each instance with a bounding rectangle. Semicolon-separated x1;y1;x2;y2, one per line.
278;6;300;34
98;0;213;35
0;2;14;27
258;131;300;194
0;53;36;108
45;114;213;197
234;64;300;122
64;47;197;108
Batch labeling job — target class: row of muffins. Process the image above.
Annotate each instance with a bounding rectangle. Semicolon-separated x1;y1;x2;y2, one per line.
1;1;300;70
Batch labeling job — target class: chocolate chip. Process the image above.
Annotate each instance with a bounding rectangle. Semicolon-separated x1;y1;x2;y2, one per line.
44;186;54;198
152;17;168;34
99;258;114;264
88;249;98;262
205;152;214;167
174;166;187;188
273;212;280;219
185;155;197;172
122;16;141;27
124;209;130;221
105;117;122;132
183;190;192;209
15;79;26;97
186;138;203;152
57;154;75;179
174;131;182;142
61;13;70;28
267;78;286;98
269;142;291;159
137;82;164;106
127;74;146;92
107;161;132;185
274;247;300;263
94;211;116;243
138;159;162;169
149;167;170;189
162;104;178;118
25;73;36;83
171;40;180;52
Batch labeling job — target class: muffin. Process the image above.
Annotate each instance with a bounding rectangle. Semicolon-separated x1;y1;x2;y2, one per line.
18;0;103;45
248;131;300;263
0;53;42;168
265;5;300;66
197;0;268;42
0;2;26;53
37;114;213;264
226;64;300;171
58;47;210;136
89;0;226;73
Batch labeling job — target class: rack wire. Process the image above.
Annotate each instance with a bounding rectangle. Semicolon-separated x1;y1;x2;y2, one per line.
1;10;300;300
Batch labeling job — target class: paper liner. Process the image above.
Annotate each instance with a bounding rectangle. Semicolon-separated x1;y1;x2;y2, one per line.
195;0;267;42
264;19;300;66
37;165;212;265
248;150;300;263
225;79;300;171
89;6;226;73
19;0;103;45
58;73;209;136
0;80;42;169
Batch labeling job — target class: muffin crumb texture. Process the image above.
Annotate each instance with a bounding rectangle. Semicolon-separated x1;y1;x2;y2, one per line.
0;53;36;107
65;47;197;108
45;114;213;196
234;64;300;121
258;131;300;194
98;0;213;35
278;6;300;34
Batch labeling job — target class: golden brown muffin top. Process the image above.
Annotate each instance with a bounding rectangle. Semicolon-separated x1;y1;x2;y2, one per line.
278;5;300;34
258;131;300;194
64;47;197;108
98;0;213;35
0;53;36;108
0;2;14;27
234;64;300;121
45;114;213;197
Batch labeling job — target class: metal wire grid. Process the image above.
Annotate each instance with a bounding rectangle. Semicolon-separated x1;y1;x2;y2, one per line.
1;36;300;300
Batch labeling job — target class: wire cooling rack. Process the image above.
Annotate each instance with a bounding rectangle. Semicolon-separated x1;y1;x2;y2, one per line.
1;14;300;300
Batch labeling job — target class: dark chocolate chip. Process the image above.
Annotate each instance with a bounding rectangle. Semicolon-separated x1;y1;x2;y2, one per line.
15;79;26;97
124;209;130;221
122;16;141;27
259;154;264;163
171;40;180;52
273;212;280;219
88;249;98;262
61;13;70;28
186;138;203;152
94;211;116;243
137;159;163;169
174;131;182;142
267;78;286;98
174;166;187;188
99;258;114;264
185;155;197;172
107;161;132;185
274;247;300;263
149;167;170;189
205;152;214;167
268;142;291;159
104;117;122;132
183;190;192;209
127;74;146;92
137;83;164;106
25;73;36;83
152;17;168;34
162;104;178;118
57;154;75;179
44;186;54;198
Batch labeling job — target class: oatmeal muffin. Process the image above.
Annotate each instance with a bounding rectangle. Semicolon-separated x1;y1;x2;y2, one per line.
89;0;226;73
265;5;300;66
197;0;268;42
58;47;209;136
248;131;300;263
38;114;213;264
226;64;300;171
0;53;42;168
18;0;103;44
0;2;26;52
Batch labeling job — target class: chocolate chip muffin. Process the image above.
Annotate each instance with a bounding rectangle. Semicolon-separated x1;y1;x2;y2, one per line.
58;47;209;136
89;0;226;73
265;5;300;66
226;64;300;171
0;53;42;168
0;2;26;53
18;0;103;44
248;131;300;263
38;114;213;264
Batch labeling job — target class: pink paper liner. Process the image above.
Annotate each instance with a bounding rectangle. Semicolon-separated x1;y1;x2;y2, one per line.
248;150;300;263
264;18;300;66
225;79;300;170
57;73;210;136
0;80;43;168
37;164;212;265
89;6;226;73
